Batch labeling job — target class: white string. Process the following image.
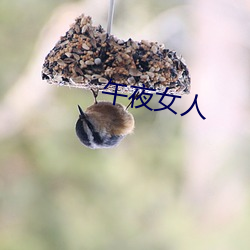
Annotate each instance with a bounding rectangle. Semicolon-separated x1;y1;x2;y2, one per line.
107;0;115;34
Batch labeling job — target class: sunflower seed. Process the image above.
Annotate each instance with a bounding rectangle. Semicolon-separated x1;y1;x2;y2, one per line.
98;77;109;84
127;77;135;84
74;66;83;75
75;24;80;34
72;53;80;60
147;72;154;78
129;68;142;77
82;43;90;50
57;59;67;66
63;58;75;64
72;76;83;83
151;45;158;54
118;39;125;45
65;52;72;58
85;60;94;65
141;40;150;47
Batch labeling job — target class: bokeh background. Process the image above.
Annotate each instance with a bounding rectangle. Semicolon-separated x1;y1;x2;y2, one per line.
1;0;250;249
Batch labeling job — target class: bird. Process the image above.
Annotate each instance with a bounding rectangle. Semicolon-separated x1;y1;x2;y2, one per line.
75;90;135;149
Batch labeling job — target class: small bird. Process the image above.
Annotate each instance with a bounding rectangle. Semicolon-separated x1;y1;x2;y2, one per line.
75;91;135;149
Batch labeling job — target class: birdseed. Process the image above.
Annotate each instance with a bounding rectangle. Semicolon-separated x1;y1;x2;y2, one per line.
42;14;191;95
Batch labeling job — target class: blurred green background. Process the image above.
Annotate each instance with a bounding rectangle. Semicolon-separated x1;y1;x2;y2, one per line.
1;0;250;250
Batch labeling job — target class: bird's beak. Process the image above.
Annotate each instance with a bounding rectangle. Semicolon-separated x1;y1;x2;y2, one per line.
77;105;86;119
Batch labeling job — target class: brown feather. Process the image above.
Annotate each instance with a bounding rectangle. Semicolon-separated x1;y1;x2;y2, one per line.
85;101;134;136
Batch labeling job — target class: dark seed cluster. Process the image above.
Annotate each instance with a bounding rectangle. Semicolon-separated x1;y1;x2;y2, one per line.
42;14;190;95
